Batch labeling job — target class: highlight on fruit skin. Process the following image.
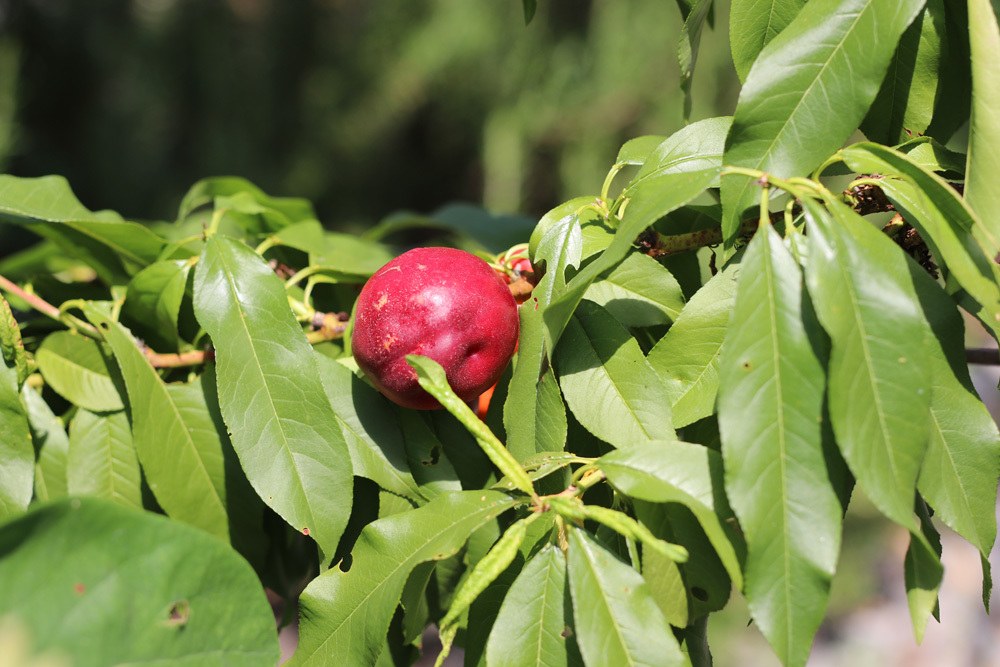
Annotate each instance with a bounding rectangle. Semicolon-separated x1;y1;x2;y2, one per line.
351;246;520;410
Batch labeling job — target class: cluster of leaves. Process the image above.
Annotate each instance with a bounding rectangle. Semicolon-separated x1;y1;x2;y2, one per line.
0;0;999;666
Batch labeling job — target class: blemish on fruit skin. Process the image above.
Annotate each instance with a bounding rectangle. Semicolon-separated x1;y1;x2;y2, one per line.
375;293;389;310
383;334;398;351
417;264;427;270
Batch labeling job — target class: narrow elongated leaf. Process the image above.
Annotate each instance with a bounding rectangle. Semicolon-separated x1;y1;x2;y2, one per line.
555;300;675;449
314;354;429;503
567;529;686;667
598;441;743;589
0;498;279;666
0;175;164;274
730;0;807;81
193;235;353;559
0;295;27;387
486;545;578;667
0;349;32;520
584;253;685;327
86;310;229;541
721;0;927;247
905;498;944;641
861;0;947;144
544;169;717;348
802;198;932;531
840;143;1000;334
678;0;714;116
530;199;587;308
36;331;124;412
647;259;741;427
907;258;1000;557
123;259;192;351
966;0;1000;238
717;225;842;667
22;385;69;502
66;409;142;509
292;491;517;666
504;305;568;462
408;355;535;497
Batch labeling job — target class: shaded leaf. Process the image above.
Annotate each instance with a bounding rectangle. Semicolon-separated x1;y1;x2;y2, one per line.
292;491;518;666
123;259;192;351
66;409;141;509
35;332;123;412
0;295;28;388
717;225;842;667
193;235;353;560
0;498;279;666
555;300;675;449
904;497;944;642
598;441;743;589
647;258;741;427
0;346;32;520
87;310;230;541
861;0;947;144
22;385;69;502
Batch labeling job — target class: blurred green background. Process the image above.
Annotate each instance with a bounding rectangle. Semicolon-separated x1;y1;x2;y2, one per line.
0;0;740;249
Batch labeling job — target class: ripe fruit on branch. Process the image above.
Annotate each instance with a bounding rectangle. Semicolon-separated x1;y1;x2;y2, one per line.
352;247;520;410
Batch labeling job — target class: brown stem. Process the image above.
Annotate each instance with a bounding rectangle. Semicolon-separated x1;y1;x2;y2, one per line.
966;348;1000;365
144;348;214;368
0;274;61;320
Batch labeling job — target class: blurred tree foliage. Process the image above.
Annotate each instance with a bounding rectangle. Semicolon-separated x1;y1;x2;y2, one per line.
0;0;740;245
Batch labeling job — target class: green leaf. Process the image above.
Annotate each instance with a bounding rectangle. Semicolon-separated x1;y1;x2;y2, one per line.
407;355;535;497
567;528;686;667
896;136;967;177
966;0;1000;240
908;257;1000;558
584;253;686;328
530;198;588;308
616;136;669;167
22;385;69;502
123;259;192;351
504;305;568;462
440;515;530;631
629;117;732;188
544;168;717;348
522;0;538;24
641;542;689;628
486;545;579;667
840;143;1000;334
647;258;741;427
193;235;353;559
86;310;230;541
314;353;431;503
292;490;518;666
721;0;927;248
309;230;397;281
860;0;947;144
35;331;124;412
555;300;675;449
178;176;316;232
802;197;932;532
0;347;32;520
904;497;944;642
66;409;142;509
0;497;278;666
717;225;843;667
0;175;164;278
597;441;743;589
730;0;807;81
677;0;714;117
0;295;28;388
